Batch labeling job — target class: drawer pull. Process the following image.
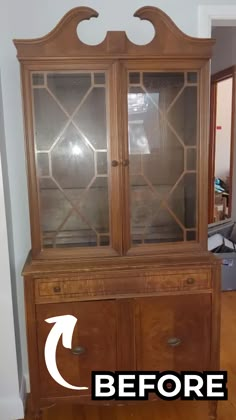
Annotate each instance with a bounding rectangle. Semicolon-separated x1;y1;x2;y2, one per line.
53;286;61;293
186;277;195;285
71;346;86;355
167;337;182;347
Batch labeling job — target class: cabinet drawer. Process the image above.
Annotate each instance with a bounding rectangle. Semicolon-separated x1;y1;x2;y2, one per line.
37;280;63;297
35;270;211;302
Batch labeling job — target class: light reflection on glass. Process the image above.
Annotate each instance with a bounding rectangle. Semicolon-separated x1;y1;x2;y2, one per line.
71;143;83;156
129;121;150;154
128;92;150;154
128;92;148;114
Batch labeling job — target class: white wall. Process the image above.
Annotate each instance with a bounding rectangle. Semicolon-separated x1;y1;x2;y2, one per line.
0;75;24;419
215;77;233;180
0;0;235;417
212;26;236;74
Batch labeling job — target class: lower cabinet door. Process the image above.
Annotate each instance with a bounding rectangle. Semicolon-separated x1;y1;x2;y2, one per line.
135;294;211;372
36;300;117;398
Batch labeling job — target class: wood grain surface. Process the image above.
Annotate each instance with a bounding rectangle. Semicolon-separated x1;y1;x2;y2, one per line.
22;291;235;420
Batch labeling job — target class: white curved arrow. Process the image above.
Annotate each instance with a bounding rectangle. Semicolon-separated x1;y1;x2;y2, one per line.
44;315;88;390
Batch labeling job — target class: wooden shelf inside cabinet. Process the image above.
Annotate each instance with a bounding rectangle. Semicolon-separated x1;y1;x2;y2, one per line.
14;6;220;420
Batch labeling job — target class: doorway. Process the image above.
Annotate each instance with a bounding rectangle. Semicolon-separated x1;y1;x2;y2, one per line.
208;66;235;224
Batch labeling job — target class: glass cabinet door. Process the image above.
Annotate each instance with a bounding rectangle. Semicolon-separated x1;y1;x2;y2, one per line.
32;71;111;249
127;71;198;246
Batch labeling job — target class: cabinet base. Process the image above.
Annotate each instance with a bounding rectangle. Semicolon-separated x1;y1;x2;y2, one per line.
208;400;218;420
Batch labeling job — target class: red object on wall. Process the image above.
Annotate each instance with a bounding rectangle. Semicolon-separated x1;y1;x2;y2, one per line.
216;126;222;130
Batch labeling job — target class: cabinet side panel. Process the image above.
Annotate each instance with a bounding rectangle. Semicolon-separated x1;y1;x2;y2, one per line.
24;276;41;411
210;264;221;371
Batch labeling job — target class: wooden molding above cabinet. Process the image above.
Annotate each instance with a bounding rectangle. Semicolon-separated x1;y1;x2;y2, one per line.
14;6;214;60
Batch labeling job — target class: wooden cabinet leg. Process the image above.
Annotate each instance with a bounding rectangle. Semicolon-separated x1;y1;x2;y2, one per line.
208;401;218;420
34;411;42;420
27;396;42;420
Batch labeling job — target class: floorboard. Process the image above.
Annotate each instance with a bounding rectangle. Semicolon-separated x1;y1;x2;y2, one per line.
24;291;236;419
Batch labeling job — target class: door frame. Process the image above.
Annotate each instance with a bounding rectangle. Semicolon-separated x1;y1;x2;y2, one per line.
208;66;236;223
198;5;236;38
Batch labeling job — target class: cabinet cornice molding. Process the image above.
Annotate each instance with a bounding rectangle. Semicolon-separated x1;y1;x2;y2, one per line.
13;6;214;61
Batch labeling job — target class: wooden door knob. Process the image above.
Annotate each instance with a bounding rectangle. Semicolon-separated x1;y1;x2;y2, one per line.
111;160;119;167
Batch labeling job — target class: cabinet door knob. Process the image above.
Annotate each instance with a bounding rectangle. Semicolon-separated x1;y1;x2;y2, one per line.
167;337;182;347
186;277;195;285
111;160;119;167
71;346;86;355
53;286;61;293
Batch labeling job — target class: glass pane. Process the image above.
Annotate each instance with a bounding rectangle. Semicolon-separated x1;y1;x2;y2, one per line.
186;230;196;241
94;73;105;84
32;73;44;86
168;173;197;229
74;87;107;149
37;153;49;177
99;235;110;246
97;152;107;175
131;175;161;243
47;73;91;115
129;73;140;84
187;72;198;84
78;178;110;235
130;154;142;175
168;86;197;145
39;177;56;189
187;148;197;171
56;211;97;247
33;89;68;150
144;208;184;243
128;87;184;190
32;71;110;248
40;186;72;233
51;123;94;189
143;72;184;110
128;71;198;245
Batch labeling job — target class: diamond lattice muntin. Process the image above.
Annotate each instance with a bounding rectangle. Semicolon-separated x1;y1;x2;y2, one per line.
33;71;110;248
128;71;198;244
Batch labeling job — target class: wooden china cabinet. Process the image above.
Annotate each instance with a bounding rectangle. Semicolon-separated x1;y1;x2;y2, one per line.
14;6;221;420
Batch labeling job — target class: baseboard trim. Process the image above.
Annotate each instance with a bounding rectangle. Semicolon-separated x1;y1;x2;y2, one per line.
0;396;24;420
20;375;27;409
24;374;30;395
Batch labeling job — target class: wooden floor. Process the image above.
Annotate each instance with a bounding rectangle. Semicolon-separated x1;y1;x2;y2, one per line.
25;292;236;420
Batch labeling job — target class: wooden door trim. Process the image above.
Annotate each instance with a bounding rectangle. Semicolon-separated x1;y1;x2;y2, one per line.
108;61;124;255
208;79;217;223
230;68;236;218
208;65;236;223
